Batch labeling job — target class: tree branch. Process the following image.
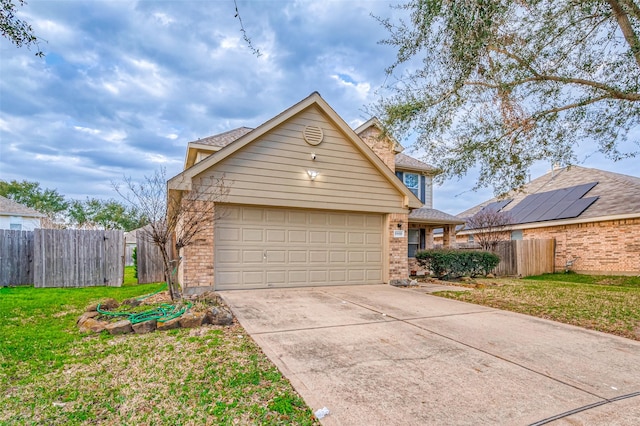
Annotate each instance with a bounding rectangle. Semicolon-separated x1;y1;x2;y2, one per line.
620;0;640;21
233;0;261;57
608;0;640;68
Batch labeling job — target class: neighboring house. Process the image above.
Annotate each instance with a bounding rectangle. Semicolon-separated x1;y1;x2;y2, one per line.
449;166;640;275
0;195;44;231
169;92;462;294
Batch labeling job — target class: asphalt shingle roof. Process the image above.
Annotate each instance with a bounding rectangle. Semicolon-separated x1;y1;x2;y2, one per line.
409;207;465;224
191;127;254;148
395;153;437;173
0;195;45;217
457;166;640;222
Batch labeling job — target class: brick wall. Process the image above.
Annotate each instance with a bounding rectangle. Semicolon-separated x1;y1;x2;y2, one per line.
524;218;640;275
179;200;216;294
358;126;396;171
388;213;409;284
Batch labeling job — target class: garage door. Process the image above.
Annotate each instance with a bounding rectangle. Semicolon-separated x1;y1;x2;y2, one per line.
215;205;384;290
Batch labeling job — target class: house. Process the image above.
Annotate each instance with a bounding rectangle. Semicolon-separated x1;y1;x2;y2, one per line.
169;92;463;294
0;195;44;231
450;166;640;275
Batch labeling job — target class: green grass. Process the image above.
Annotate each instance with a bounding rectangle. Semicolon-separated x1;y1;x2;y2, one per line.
0;269;317;425
434;274;640;341
123;265;138;286
524;273;640;287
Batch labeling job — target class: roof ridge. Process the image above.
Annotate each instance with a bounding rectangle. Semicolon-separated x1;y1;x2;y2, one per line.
578;165;640;189
193;126;254;143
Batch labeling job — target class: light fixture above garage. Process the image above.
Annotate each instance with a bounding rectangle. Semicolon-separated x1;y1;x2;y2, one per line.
307;170;319;180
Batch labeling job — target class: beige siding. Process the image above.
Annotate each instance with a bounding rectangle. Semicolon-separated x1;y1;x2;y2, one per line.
195;106;407;213
424;176;433;209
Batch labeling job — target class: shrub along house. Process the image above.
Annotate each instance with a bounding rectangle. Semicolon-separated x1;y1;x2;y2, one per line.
451;166;640;275
168;92;462;294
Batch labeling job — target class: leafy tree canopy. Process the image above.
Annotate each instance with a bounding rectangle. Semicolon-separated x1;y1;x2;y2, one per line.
67;198;147;231
0;179;68;219
1;0;43;56
0;179;146;230
376;0;640;195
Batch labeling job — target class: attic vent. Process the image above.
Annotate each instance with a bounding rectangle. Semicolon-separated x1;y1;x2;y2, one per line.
303;125;324;146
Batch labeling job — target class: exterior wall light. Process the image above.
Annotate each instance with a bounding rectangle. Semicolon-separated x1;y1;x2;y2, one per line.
307;170;319;180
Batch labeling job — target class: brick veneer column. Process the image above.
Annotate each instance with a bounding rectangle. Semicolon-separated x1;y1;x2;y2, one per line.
388;213;409;285
442;225;456;248
180;200;215;295
425;226;434;248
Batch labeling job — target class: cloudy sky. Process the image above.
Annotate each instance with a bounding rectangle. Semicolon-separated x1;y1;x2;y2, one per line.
1;0;638;215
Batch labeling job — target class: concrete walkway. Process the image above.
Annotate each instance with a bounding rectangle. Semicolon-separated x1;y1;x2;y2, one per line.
220;285;640;425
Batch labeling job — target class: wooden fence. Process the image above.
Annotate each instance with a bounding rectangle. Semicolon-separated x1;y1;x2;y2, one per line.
0;230;34;286
135;228;166;284
492;239;555;277
34;229;124;288
457;239;555;277
0;229;124;287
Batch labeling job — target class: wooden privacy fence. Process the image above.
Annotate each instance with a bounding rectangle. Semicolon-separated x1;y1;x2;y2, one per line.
0;229;124;287
34;229;124;288
492;239;555;277
135;228;166;284
0;230;34;286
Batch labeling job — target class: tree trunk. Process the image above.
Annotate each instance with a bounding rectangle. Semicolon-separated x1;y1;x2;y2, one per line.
158;244;176;301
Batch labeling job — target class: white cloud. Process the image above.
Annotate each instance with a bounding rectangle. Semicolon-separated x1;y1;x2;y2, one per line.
74;126;101;135
102;130;127;143
145;153;181;165
153;12;175;26
330;74;371;99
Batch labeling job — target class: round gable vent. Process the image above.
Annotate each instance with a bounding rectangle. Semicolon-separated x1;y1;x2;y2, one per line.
303;125;324;146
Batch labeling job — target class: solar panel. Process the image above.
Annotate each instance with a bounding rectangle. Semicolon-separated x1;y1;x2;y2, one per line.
479;199;513;213
506;182;599;224
518;200;558;223
564;182;598;200
536;199;576;222
555;196;599;220
508;193;544;222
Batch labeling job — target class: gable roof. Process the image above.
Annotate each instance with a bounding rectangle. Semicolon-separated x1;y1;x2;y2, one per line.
184;127;254;169
169;92;423;209
395;153;438;174
458;166;640;226
354;117;404;153
0;195;45;218
192;127;254;148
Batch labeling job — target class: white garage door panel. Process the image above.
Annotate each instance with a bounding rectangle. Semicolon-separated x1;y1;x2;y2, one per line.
215;205;384;290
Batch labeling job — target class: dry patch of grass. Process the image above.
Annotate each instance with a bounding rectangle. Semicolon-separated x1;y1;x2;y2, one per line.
0;283;317;425
435;276;640;341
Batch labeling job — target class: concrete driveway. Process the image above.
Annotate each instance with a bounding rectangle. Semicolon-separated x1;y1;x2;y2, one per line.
220;285;640;425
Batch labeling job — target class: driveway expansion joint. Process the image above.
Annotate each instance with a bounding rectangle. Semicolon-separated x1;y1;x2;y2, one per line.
528;391;640;426
251;319;400;335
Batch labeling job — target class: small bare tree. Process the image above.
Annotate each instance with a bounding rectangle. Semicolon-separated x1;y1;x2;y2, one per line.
464;207;513;251
115;168;228;300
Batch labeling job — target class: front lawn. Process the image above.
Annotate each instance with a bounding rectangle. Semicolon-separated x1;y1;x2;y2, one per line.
0;269;316;425
434;273;640;341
